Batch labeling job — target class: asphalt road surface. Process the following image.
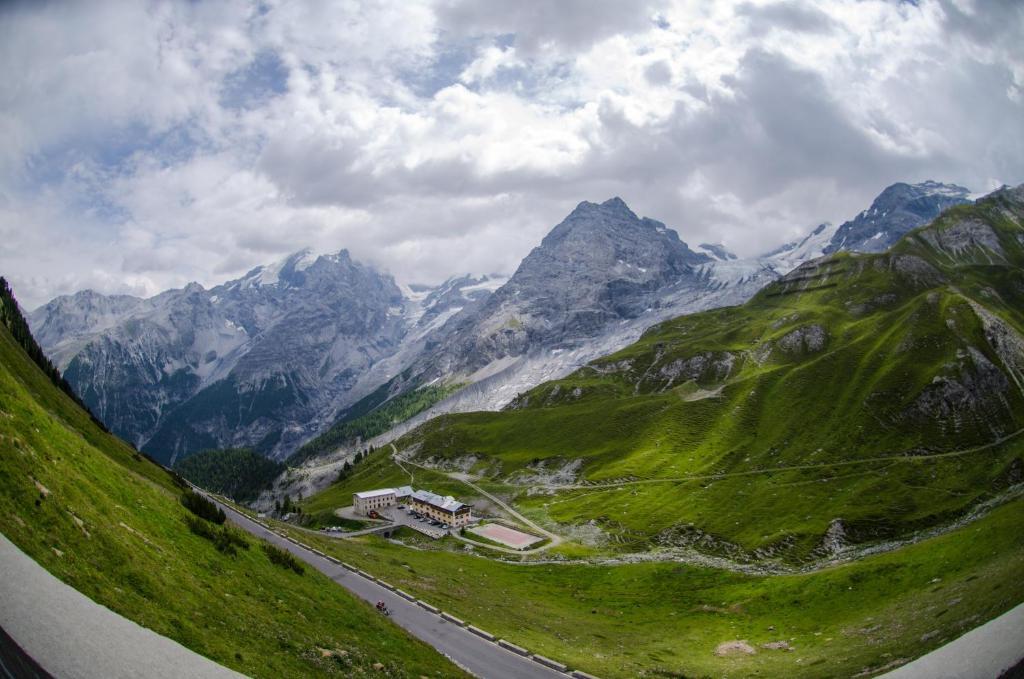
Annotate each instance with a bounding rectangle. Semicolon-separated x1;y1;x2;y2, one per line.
209;497;567;679
878;600;1024;679
0;533;244;679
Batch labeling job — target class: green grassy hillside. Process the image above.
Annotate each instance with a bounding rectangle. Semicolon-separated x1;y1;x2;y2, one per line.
319;186;1024;564
0;315;463;677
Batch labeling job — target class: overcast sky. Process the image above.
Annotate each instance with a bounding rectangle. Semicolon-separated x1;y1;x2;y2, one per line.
1;0;1022;308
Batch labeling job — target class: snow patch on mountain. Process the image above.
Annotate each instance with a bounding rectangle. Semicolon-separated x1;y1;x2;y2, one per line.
761;222;838;274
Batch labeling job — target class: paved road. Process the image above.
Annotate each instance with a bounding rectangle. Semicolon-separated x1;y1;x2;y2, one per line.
208;496;567;679
878;600;1024;679
0;533;244;679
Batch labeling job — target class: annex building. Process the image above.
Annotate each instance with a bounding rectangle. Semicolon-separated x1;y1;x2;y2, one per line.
352;485;412;515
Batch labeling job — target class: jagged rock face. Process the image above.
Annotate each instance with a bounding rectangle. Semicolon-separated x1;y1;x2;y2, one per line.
644;351;738;392
918;218;1006;264
904;347;1016;435
412;274;504;340
31;250;407;463
824;181;970;254
776;325;828;355
30;290;146;368
420;198;713;379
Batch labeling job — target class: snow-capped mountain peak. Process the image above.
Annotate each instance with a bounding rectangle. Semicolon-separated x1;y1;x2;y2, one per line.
822;181;970;255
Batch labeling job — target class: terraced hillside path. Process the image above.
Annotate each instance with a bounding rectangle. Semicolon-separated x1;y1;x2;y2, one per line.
558;426;1024;491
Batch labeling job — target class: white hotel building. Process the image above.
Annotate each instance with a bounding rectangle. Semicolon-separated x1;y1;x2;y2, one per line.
352;485;470;527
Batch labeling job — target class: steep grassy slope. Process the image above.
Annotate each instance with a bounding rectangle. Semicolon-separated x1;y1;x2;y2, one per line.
361;186;1024;561
0;319;463;677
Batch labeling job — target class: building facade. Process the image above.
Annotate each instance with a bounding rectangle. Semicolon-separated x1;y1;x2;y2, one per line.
410;490;472;527
353;488;397;515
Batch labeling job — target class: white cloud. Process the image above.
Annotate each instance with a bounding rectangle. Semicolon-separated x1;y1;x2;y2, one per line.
459;46;523;84
0;0;1022;308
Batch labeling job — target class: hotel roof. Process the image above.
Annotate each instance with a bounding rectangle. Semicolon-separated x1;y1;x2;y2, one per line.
412;489;469;513
353;488;395;500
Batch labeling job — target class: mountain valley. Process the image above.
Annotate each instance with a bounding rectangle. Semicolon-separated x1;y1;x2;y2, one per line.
6;181;1023;679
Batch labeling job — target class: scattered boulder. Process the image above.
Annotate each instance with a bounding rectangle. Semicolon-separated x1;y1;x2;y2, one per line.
32;478;50;497
68;512;90;538
761;641;794;651
715;640;756;656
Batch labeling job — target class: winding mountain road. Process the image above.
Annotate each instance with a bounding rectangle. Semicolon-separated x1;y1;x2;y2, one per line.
207;494;566;679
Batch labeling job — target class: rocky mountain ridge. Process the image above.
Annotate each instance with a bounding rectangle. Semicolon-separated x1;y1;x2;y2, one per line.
31;181;977;466
823;180;971;254
32;249;410;463
337;182;976;441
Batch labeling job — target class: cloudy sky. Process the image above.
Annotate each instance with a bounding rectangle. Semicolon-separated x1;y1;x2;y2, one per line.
1;0;1022;308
